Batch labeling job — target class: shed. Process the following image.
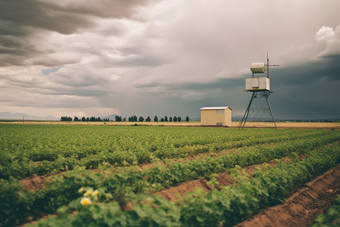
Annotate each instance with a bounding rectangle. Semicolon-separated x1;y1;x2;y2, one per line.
200;106;232;126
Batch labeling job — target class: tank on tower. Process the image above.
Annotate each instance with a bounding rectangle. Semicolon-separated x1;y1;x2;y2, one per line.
250;63;265;73
246;62;270;91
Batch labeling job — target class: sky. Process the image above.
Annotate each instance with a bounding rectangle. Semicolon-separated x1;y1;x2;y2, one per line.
0;0;340;120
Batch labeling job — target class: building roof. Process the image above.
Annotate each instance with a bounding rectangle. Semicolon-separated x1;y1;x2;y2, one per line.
200;106;231;110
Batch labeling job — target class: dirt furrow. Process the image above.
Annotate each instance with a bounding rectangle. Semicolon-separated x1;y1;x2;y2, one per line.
155;160;279;202
234;163;340;227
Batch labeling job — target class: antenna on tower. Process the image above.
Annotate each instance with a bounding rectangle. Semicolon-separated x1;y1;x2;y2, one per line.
238;52;279;128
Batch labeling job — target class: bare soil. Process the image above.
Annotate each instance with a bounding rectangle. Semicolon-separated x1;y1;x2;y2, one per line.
155;159;279;202
21;174;49;191
235;163;340;227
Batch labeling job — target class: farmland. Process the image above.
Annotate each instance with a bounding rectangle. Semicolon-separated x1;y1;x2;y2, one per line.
0;124;340;226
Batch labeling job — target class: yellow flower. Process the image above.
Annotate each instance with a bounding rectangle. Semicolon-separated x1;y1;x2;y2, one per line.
80;197;91;206
84;188;93;197
78;187;84;193
91;190;99;196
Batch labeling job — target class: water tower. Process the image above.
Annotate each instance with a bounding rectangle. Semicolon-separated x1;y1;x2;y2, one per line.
238;53;279;128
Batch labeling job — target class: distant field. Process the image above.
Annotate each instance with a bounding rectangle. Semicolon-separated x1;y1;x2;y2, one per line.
1;120;339;129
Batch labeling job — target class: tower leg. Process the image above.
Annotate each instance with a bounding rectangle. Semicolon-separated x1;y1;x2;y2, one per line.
239;92;256;129
265;96;276;128
239;91;276;129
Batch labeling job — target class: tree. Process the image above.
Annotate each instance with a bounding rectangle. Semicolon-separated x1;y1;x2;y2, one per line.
173;116;178;122
164;116;168;122
128;116;138;122
154;116;158;122
86;117;89;121
82;117;86;121
146;116;151;122
97;117;101;121
178;117;181;122
60;116;72;121
169;117;172;122
115;116;122;122
160;118;164;122
186;116;189;122
139;116;144;122
74;116;79;121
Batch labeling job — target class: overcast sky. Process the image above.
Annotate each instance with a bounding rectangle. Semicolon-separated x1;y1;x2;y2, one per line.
1;0;340;120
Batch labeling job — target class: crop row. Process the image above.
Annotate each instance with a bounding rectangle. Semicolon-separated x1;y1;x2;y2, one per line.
0;130;330;180
0;125;331;179
1;133;339;226
26;140;340;226
0;125;319;162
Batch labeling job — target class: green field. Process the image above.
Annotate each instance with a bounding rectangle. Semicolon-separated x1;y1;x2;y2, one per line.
1;124;340;226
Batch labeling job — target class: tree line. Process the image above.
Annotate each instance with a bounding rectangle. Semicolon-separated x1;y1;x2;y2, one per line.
60;116;109;122
60;116;190;122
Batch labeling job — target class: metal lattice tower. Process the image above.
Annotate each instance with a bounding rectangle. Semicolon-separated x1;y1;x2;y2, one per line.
238;53;279;129
238;90;276;128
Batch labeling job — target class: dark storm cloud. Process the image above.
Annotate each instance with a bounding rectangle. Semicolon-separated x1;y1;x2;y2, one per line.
0;36;41;66
273;54;340;87
136;77;244;91
145;53;340;94
0;0;159;35
0;21;34;37
0;0;159;67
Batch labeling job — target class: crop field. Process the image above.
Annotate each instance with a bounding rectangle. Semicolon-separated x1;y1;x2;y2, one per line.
1;124;340;226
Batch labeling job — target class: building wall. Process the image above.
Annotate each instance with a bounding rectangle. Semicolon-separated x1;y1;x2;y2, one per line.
200;108;232;126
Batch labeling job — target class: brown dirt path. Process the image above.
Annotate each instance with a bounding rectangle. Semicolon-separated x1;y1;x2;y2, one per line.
21;174;49;190
234;163;340;227
155;160;278;202
19;146;243;191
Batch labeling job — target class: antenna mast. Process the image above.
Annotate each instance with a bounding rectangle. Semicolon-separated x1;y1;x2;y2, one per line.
267;52;270;78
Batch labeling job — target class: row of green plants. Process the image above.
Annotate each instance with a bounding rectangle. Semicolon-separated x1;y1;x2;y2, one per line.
1;125;301;161
0;129;329;180
0;125;330;179
1;133;339;226
26;141;340;226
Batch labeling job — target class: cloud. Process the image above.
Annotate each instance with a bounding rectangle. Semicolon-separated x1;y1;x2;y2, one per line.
0;0;160;35
316;26;335;42
1;0;340;120
315;25;340;57
0;0;160;67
